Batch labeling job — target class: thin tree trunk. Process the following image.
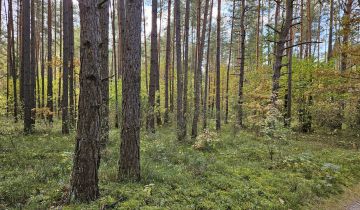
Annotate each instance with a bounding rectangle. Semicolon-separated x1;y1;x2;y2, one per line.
147;0;158;132
237;0;246;127
112;0;119;128
47;0;53;123
99;0;110;147
225;0;235;124
143;1;148;93
285;26;294;127
327;0;334;61
118;0;125;76
119;0;142;181
215;0;221;130
69;1;75;127
30;0;36;126
71;0;102;201
192;0;210;138
271;0;294;106
175;0;185;140
255;0;261;69
182;0;190;130
9;0;18;122
62;0;70;134
164;0;172;124
203;0;213;129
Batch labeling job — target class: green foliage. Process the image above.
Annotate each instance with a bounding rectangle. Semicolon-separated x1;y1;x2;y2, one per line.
1;120;360;209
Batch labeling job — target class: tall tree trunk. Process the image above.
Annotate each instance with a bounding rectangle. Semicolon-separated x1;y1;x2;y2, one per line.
327;0;334;61
215;0;221;130
175;0;185;140
71;0;102;201
40;0;45;108
271;0;294;106
62;0;70;134
143;1;148;93
58;1;63;118
225;0;235;124
164;0;172;124
147;0;159;132
192;0;210;138
69;1;75;127
112;0;120;128
119;0;142;181
99;0;110;147
237;0;246;127
170;19;175;113
118;0;125;76
305;0;312;58
255;0;261;69
47;0;53;123
203;0;214;129
285;26;294;127
30;0;36;126
182;0;190;130
8;0;18;122
23;0;31;132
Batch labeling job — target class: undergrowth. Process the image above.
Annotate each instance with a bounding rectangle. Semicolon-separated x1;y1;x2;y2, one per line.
1;119;360;209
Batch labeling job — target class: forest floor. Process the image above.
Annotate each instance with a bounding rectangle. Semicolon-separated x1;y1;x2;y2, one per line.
1;118;360;209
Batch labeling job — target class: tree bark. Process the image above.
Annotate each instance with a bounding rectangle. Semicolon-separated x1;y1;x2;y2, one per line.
237;0;246;127
327;0;334;61
112;0;120;128
192;0;210;138
225;0;235;124
175;0;185;140
215;0;221;130
203;0;214;129
69;0;75;127
71;0;102;202
119;0;142;181
99;0;110;147
62;0;70;134
164;0;172;124
182;0;190;130
271;0;294;106
30;0;36;127
47;0;53;123
147;0;159;132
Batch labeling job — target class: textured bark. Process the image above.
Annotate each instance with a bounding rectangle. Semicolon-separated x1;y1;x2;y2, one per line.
119;0;142;181
271;0;294;106
69;1;75;127
237;0;246;127
58;2;62;118
30;0;36;127
175;0;185;140
285;26;294;127
215;0;221;130
118;0;125;76
164;0;172;124
99;0;110;147
182;0;190;130
47;0;53;123
327;0;334;61
147;0;158;132
62;0;70;134
71;0;102;202
192;0;210;138
143;1;149;93
225;0;235;124
203;0;214;129
41;0;45;108
8;0;18;122
112;0;120;128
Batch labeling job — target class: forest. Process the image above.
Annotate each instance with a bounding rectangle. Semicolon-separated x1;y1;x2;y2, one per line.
0;0;360;209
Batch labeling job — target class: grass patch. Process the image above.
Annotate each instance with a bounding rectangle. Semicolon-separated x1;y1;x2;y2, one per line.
1;119;360;209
